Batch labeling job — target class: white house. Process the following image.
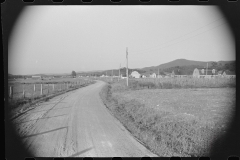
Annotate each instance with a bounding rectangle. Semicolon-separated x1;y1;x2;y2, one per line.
131;71;141;78
150;73;157;78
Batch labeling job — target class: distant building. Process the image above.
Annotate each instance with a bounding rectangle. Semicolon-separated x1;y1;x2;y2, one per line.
140;73;149;78
150;73;157;78
131;71;141;78
222;70;235;76
218;70;223;75
193;68;200;78
193;68;218;78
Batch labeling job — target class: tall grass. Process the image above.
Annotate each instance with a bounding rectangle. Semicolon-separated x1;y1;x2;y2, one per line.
100;82;230;156
125;77;235;90
94;76;235;90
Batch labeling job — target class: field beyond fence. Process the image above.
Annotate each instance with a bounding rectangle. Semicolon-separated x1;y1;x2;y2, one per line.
90;76;236;89
8;78;94;100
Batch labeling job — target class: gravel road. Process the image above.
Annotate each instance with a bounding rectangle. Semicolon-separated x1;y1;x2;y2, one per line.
12;80;157;157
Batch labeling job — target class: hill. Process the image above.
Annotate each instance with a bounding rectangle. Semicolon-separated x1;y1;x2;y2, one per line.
142;59;209;71
140;59;235;75
8;59;235;77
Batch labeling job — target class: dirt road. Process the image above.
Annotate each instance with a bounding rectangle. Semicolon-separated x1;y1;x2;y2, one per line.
12;81;157;157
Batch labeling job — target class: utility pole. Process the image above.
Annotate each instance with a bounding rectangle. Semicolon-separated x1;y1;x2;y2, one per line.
119;64;121;82
126;47;128;86
206;63;208;76
112;69;113;82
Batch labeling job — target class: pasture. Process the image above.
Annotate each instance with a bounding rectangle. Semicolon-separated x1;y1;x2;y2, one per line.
8;77;93;100
100;80;236;156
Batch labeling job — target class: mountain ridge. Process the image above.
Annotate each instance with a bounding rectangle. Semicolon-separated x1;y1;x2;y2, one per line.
8;59;235;76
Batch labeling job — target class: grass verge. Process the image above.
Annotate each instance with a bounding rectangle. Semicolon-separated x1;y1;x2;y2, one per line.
99;83;226;157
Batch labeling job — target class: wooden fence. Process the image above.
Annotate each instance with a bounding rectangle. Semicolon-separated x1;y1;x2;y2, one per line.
8;80;93;100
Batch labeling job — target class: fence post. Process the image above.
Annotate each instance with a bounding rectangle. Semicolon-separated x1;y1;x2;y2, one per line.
23;84;25;98
41;84;43;95
34;84;36;92
9;86;12;99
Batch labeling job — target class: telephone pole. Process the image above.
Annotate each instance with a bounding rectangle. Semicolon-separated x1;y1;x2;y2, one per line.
119;64;121;82
112;69;113;82
126;47;128;87
206;63;208;76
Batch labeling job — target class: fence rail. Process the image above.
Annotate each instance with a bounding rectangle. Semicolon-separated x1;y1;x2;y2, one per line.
8;79;93;100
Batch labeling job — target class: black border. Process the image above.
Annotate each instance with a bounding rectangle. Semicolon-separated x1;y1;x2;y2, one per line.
3;0;239;160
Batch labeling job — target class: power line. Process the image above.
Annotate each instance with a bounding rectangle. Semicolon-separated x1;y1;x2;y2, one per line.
131;16;226;54
131;20;227;55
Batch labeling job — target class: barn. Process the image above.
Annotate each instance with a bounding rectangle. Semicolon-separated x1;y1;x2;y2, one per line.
193;68;200;78
131;71;141;78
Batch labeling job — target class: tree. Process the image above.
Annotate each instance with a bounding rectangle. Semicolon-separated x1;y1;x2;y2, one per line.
211;62;218;68
71;71;76;78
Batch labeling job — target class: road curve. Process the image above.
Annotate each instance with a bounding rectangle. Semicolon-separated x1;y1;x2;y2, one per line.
13;81;157;157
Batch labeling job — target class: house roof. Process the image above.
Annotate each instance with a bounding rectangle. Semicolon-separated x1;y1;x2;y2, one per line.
131;71;140;75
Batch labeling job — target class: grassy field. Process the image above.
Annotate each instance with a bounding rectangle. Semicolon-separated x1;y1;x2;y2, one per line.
129;77;235;89
100;81;235;157
92;76;235;89
8;77;89;84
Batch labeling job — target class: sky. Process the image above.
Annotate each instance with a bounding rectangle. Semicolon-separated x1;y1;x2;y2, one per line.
8;5;235;75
